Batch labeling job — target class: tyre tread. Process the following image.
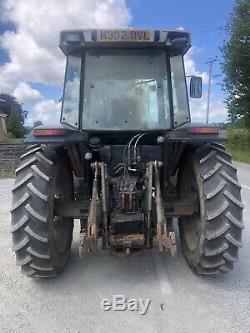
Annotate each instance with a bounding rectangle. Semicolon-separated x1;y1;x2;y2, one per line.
180;143;244;275
11;145;73;278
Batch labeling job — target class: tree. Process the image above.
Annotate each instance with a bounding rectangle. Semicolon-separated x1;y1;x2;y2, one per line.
7;107;26;138
33;120;43;128
0;93;28;137
221;0;250;126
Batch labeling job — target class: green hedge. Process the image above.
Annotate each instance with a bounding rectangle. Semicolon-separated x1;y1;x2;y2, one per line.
226;128;250;164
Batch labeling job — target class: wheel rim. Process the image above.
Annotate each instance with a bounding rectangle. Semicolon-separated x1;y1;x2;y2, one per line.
180;164;201;252
51;161;73;254
182;213;201;251
52;216;72;253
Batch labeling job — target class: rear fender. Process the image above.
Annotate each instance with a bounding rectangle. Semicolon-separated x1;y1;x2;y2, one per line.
167;123;227;143
25;124;86;144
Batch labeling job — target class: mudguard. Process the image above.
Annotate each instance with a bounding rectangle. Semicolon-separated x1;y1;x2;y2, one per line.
25;123;87;144
167;123;227;143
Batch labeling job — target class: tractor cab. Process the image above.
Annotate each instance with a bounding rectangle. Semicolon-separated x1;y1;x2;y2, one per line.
59;29;200;133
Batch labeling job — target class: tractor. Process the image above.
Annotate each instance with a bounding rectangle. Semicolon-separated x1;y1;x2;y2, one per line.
11;29;244;278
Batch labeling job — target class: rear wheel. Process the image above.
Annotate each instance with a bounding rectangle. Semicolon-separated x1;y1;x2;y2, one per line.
11;145;74;278
179;143;244;275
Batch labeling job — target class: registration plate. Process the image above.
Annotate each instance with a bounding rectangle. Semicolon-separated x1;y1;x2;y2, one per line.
97;30;154;42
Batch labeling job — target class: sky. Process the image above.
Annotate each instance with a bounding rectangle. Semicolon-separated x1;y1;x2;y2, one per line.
0;0;235;126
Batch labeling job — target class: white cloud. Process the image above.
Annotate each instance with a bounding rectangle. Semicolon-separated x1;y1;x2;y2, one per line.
13;82;43;104
0;0;131;90
190;93;227;123
184;48;209;84
0;0;131;123
183;46;226;123
177;26;185;31
26;99;61;126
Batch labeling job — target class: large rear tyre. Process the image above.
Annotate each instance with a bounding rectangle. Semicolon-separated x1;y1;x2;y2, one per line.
179;143;244;275
11;145;74;278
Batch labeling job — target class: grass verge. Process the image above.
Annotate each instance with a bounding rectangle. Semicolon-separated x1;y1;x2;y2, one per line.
0;171;14;179
226;145;250;164
226;128;250;164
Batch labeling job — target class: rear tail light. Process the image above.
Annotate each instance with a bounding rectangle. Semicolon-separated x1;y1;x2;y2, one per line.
188;127;219;134
33;128;65;137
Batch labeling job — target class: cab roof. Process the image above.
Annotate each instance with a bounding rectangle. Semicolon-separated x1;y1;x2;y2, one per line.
59;28;191;56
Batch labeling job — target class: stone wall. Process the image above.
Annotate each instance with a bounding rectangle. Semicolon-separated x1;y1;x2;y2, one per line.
0;143;26;175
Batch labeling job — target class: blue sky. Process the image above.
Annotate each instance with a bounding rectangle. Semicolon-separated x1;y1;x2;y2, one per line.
0;0;235;125
128;0;234;76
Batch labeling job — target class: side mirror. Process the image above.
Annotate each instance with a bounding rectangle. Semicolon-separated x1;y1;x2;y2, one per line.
190;76;202;98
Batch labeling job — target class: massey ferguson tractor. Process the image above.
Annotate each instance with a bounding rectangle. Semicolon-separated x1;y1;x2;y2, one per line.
11;29;244;278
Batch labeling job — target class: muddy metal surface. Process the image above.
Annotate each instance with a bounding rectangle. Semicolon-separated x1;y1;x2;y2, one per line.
0;162;249;333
